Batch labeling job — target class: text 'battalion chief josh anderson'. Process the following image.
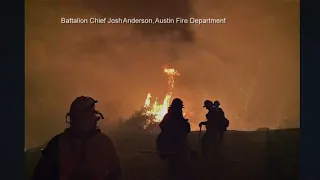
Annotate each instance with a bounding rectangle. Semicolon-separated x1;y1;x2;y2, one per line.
60;17;227;24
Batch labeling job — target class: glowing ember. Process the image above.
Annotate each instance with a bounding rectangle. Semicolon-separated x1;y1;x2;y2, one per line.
143;68;180;122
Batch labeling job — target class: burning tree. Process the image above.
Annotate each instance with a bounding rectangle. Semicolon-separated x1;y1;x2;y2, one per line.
119;67;186;133
142;68;180;123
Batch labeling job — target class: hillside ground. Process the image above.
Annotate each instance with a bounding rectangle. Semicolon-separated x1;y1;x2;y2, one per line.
25;129;299;180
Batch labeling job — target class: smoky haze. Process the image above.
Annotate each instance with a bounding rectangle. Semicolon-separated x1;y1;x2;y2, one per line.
25;0;300;148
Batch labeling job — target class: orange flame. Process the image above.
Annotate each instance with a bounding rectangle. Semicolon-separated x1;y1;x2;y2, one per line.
143;68;180;122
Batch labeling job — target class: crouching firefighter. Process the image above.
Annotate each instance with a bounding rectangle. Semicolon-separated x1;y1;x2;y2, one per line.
156;98;191;180
32;96;122;180
199;100;229;159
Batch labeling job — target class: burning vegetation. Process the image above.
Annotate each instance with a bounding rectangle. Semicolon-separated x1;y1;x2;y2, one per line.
114;68;188;133
142;68;183;124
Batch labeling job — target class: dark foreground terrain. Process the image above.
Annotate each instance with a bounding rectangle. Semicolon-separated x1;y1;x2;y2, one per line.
25;129;299;180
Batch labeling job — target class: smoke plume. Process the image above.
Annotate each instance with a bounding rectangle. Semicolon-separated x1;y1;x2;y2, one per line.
26;0;300;148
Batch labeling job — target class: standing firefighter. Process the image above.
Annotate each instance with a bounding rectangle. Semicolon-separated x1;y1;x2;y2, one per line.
32;96;122;180
156;98;191;180
199;100;229;158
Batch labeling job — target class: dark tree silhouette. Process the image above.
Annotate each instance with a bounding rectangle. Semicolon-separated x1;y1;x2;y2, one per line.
116;107;158;133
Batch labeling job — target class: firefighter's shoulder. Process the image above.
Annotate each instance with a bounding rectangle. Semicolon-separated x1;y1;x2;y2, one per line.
41;133;62;156
95;131;117;147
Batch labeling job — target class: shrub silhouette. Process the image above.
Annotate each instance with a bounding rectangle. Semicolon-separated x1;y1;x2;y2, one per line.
116;107;158;133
